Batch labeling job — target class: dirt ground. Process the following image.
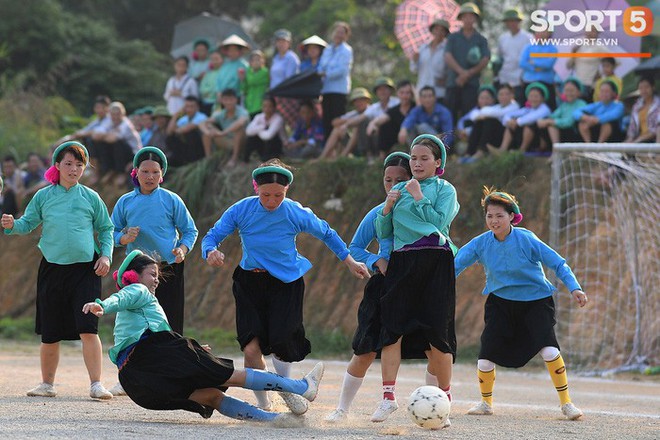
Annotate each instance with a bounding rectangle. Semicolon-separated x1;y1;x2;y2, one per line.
0;341;658;440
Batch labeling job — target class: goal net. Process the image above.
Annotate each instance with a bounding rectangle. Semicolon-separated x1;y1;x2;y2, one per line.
550;143;660;374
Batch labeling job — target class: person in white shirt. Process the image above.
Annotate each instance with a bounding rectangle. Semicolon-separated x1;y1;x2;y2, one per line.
410;19;450;101
244;96;286;162
496;9;531;106
164;56;199;116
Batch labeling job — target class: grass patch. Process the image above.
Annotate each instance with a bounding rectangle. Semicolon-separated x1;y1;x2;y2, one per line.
0;317;35;341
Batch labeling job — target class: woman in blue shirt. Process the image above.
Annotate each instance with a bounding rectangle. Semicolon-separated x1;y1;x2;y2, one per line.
270;29;301;128
454;187;587;420
574;80;625;143
202;159;369;412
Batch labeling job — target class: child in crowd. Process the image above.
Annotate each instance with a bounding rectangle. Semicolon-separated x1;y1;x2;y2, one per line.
454;187;587;420
1;141;114;400
244;95;286;162
202;159;369;414
592;57;622;103
373;135;459;425
82;250;324;421
284;100;325;159
326;152;440;423
189;39;210;82
456;85;497;146
199;50;224;115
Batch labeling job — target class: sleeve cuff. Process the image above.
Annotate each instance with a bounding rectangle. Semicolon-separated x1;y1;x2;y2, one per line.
414;197;431;206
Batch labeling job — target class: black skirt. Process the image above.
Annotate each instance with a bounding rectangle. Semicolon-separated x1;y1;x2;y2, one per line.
232;266;311;362
36;257;100;343
479;294;560;368
119;331;234;418
378;248;457;361
155;261;185;335
352;272;428;360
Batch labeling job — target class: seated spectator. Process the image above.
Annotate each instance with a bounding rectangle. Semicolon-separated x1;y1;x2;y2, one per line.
92;101;142;181
200;89;249;167
22;152;48;201
284;100;325;159
462;83;519;162
624;77;659;143
244;95;286;162
457;85;496;142
593;57;623;103
72;95;112;141
398;85;453;146
139;107;155;146
367;80;416;157
318;87;372;159
343;77;400;158
0;155;24;216
240;50;269;118
300;35;327;72
189;38;211;82
573;80;625;143
164;56;199;116
487;82;551;155
148;106;171;150
199;50;224;115
537;77;587;145
166;96;207;166
217;35;250;101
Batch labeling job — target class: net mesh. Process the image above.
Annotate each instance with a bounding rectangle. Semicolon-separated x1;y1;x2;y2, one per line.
550;144;660;373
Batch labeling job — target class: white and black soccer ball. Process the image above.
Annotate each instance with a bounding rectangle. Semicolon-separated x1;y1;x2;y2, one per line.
407;385;450;430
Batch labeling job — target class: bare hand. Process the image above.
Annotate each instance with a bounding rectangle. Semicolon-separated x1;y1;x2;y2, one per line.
206;249;225;267
344;256;370;279
123;226;140;244
374;258;388;275
94;256;111;277
384;189;401;212
571;289;588;307
1;214;14;230
405;179;423;201
82;302;104;317
172;247;186;264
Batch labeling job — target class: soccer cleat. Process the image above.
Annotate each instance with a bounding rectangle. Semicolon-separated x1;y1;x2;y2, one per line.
467;401;493;415
90;382;113;400
370;399;399;422
27;383;57;397
279;392;309;415
302;362;324;402
325;408;348;423
561;402;583;420
109;382;126;396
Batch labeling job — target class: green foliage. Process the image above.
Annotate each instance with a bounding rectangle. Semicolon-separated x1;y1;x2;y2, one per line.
307;327;353;359
0;317;34;341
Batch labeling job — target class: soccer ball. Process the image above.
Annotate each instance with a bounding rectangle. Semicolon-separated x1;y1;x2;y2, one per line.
407;386;450;429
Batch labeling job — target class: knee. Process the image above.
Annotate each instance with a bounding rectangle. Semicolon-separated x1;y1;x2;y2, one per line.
243;341;263;362
477;359;495;371
539;346;560;361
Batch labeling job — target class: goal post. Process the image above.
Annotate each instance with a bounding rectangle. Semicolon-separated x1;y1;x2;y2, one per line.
550;143;660;374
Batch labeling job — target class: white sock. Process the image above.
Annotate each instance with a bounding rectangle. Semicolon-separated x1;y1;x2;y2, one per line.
425;369;438;386
253;365;271;409
272;356;292;377
337;372;364;412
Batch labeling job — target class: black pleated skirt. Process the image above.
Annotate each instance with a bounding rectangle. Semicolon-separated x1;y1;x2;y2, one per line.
479;294;560;368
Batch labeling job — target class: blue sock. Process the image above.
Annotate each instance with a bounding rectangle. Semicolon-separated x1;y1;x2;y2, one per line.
218;394;278;422
244;368;308;395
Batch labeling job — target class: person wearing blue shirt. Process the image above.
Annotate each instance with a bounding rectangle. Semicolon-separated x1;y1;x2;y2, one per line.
166;96;207;166
454;187;587;420
574;80;625;142
270;29;302;128
398;86;454;147
202;160;370;412
318;22;353;141
299;35;327;72
520;30;558;110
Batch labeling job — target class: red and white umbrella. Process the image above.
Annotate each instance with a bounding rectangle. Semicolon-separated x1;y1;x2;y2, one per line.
394;0;462;60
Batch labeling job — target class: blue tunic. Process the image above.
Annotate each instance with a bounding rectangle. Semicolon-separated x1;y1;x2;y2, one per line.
349;202;392;270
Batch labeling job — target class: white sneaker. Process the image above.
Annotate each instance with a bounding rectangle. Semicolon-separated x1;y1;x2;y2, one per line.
90;382;113;400
467;401;493;415
325;408;348;423
109;382;126;396
302;362;324;402
561;402;583;420
279;392;309;415
27;383;57;397
371;399;399;422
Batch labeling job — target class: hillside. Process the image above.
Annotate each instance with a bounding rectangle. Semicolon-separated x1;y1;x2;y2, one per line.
0;153;551;352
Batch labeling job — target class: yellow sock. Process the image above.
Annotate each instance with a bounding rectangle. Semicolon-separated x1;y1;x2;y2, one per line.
545;354;571;405
477;368;495;406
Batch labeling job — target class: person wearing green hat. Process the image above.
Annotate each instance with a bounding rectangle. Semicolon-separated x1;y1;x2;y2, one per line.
444;2;490;127
411;18;450;100
148;106;171;148
573;80;625;143
318;87;373;159
372;135;458;424
496;8;531;106
487;82;552;155
202;158;369;412
2;141;115;400
189;38;211;82
536;78;587;145
216;35;250;101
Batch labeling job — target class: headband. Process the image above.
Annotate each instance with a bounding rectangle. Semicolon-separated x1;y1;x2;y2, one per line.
563;77;584;94
252;166;294;185
410;134;447;176
486;192;523;225
600;79;619;96
114;250;143;289
383;151;411;167
133;146;168;176
525;82;549;101
478;84;497;99
51;141;90;166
